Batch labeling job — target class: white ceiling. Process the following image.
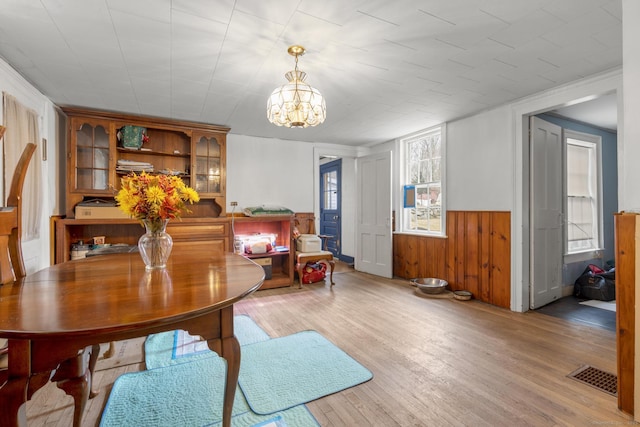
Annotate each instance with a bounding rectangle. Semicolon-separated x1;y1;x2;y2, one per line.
551;92;618;131
0;0;622;146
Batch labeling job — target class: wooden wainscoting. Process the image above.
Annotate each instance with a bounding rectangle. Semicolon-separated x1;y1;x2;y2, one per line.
614;212;636;414
394;210;511;308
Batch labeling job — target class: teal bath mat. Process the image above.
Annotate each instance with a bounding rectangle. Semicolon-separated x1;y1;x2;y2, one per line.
100;354;318;427
238;330;373;414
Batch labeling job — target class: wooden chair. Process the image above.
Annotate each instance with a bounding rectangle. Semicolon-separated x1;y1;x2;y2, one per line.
0;140;100;427
0;141;35;285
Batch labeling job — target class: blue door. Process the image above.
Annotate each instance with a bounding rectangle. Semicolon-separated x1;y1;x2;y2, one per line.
320;159;341;257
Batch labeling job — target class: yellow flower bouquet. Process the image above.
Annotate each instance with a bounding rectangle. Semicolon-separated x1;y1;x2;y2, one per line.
115;172;200;231
115;172;199;269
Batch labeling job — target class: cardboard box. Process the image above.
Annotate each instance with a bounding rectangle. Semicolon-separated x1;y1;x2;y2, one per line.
75;206;130;219
253;257;272;280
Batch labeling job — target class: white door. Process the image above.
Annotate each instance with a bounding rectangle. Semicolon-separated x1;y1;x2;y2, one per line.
530;116;563;309
356;151;392;277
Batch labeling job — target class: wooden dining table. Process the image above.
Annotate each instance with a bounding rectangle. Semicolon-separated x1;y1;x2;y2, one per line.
0;249;265;427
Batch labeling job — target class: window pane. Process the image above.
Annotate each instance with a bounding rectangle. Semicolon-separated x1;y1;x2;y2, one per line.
94;126;109;148
94;148;109;169
77;124;92;147
567;144;590;196
93;169;108;190
566;135;599;254
208;138;220;157
402;128;443;234
568;197;593;241
196;137;209;156
323;170;337;210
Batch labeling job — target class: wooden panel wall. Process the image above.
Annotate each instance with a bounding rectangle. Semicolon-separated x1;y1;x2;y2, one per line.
614;213;636;414
394;211;511;309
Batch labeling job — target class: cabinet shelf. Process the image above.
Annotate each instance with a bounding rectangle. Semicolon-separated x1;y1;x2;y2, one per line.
116;170;190;177
233;215;294;289
117;147;191;158
243;250;290;259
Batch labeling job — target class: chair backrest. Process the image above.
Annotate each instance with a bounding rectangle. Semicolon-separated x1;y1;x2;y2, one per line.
0;141;36;284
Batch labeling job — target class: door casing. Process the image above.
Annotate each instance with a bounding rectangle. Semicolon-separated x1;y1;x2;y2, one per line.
320;159;341;257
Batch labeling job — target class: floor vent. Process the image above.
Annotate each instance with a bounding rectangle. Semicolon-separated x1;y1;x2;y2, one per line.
568;365;617;396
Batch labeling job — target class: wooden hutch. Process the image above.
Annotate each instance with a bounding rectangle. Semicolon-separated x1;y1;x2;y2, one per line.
55;107;294;289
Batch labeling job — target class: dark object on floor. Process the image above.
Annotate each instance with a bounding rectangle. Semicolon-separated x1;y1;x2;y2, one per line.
574;264;615;301
535;296;615;332
568;365;617;396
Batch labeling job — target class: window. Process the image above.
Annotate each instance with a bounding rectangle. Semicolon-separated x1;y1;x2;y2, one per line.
400;126;444;234
322;169;338;210
565;130;602;255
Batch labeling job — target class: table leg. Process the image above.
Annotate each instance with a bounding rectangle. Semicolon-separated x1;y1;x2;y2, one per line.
52;345;99;427
0;339;32;427
88;344;101;398
0;376;29;427
102;341;117;359
220;334;240;427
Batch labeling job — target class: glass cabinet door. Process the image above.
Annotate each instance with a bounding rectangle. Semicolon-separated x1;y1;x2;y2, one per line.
72;119;112;192
194;134;223;195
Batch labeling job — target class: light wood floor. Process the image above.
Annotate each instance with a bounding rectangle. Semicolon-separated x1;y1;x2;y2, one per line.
25;262;632;426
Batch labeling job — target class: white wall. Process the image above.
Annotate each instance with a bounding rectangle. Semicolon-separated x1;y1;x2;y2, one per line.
623;0;640;211
621;0;640;418
439;70;620;312
381;67;620;312
226;134;315;213
0;58;56;273
447;106;514;211
227;134;361;259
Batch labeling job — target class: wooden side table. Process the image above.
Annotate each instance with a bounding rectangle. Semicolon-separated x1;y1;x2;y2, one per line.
295;251;335;288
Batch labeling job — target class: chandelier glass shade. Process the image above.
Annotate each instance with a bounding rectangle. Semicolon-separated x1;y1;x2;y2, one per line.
267;45;326;128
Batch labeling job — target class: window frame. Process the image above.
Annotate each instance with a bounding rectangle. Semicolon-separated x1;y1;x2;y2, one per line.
398;124;446;236
563;129;603;262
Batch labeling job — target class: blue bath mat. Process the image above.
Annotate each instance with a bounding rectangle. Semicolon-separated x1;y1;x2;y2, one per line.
100;354;318;427
144;314;271;369
103;317;370;426
238;330;373;415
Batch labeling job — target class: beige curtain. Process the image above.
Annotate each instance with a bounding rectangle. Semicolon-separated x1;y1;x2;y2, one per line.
3;92;42;241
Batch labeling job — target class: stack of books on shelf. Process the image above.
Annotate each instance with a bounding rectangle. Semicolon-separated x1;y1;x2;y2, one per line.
116;159;153;173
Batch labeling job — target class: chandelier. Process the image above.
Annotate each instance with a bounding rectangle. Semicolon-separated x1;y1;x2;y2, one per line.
267;45;326;128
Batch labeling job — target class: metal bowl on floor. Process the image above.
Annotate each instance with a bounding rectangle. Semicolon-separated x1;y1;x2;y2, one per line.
453;290;473;301
410;278;448;294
